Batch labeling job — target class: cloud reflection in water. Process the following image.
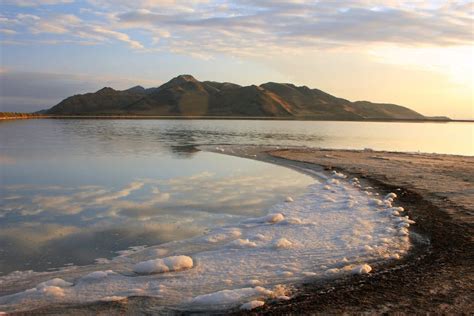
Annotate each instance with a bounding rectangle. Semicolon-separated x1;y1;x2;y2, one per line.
0;166;312;275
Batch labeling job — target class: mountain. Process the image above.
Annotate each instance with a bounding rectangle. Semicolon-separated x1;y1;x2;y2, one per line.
46;74;427;120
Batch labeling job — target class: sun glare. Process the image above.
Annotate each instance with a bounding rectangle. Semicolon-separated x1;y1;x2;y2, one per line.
369;45;474;87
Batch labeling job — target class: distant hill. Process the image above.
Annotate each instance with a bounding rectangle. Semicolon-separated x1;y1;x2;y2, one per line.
46;74;428;120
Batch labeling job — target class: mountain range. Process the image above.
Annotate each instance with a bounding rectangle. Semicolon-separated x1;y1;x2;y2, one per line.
45;74;432;120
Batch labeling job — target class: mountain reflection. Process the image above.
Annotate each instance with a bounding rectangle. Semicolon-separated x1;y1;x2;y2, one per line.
168;145;200;159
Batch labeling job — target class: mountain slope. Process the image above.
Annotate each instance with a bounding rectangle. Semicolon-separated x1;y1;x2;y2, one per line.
47;87;144;115
46;75;427;120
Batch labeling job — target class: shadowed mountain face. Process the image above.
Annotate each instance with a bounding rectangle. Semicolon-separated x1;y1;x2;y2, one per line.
46;75;425;120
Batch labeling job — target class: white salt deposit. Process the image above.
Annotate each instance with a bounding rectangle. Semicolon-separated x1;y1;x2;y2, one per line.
249;279;261;286
254;233;268;241
191;287;269;305
370;198;384;206
281;217;303;225
133;255;193;274
391;207;405;212
240;300;265;310
230;239;257;248
274;238;293;249
332;170;347;179
263;213;285;223
100;296;126;302
40;286;65;298
0;167;413;313
205;229;242;243
37;278;73;289
351;264;372;274
277;271;294;277
81;270;116;281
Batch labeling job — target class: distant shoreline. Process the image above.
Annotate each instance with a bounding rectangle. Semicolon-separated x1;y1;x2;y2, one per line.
1;115;472;123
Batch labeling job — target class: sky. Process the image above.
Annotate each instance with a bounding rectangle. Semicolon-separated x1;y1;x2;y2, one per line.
0;0;472;119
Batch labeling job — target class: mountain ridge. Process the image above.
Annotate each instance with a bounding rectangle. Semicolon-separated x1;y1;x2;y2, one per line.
46;74;431;120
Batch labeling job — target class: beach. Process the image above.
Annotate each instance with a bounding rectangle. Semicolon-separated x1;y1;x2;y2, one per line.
224;146;473;314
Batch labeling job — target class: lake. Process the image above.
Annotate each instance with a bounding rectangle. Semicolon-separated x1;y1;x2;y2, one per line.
0;119;472;312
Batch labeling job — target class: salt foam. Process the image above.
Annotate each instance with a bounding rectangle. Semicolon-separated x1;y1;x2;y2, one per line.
0;169;413;312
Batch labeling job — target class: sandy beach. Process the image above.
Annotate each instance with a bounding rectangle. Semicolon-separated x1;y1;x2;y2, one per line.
6;146;473;315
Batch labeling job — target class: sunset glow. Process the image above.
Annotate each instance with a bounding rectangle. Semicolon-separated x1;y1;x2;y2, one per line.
1;0;473;118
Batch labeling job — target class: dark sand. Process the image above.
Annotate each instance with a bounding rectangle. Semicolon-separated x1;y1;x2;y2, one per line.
10;146;474;315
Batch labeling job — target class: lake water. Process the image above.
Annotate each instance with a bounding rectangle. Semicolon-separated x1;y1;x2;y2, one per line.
0;119;471;312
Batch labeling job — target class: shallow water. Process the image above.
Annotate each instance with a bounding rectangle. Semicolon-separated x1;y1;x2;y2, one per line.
0;120;315;275
0;165;411;312
1;119;471;273
0;119;468;311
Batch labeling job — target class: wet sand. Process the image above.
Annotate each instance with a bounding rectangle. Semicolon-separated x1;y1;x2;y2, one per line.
11;146;474;315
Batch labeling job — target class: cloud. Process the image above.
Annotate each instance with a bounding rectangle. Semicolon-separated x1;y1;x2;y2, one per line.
0;4;471;118
0;14;102;47
110;0;473;57
88;25;144;49
1;1;472;57
3;0;74;7
0;223;80;245
30;14;80;34
94;181;145;203
0;12;144;49
0;28;17;34
2;167;311;220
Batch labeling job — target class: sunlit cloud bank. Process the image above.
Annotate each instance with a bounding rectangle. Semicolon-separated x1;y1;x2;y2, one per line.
1;1;471;54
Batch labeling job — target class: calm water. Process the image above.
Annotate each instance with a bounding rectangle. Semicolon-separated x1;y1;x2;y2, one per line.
0;119;472;275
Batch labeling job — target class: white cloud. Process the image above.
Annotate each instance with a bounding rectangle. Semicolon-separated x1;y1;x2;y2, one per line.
4;0;74;7
2;168;311;219
30;14;80;34
0;28;17;34
106;0;473;58
2;12;145;49
2;1;472;57
94;181;145;203
16;13;40;21
89;25;144;49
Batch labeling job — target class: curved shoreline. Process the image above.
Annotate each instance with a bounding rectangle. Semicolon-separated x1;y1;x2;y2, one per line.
8;146;473;314
237;146;473;314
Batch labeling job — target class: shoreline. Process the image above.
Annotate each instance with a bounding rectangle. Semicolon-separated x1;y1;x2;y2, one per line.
235;146;473;314
7;146;473;314
2;115;472;123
